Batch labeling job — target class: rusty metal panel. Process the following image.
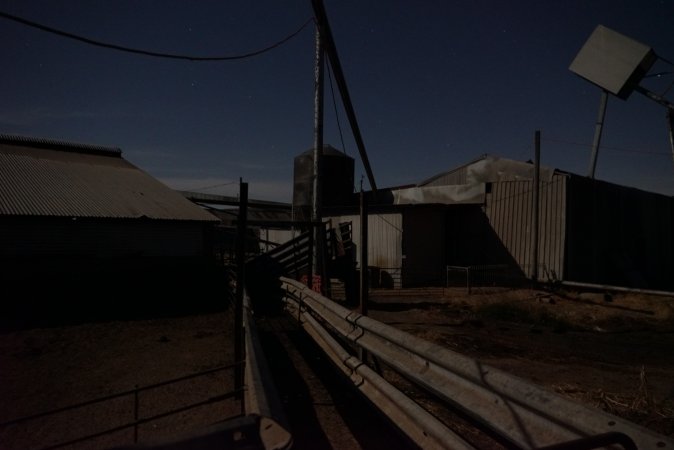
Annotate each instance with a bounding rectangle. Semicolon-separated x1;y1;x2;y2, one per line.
486;176;566;280
0;137;217;222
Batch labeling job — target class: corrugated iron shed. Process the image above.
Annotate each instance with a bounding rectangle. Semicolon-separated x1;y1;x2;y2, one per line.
419;154;558;187
0;134;217;222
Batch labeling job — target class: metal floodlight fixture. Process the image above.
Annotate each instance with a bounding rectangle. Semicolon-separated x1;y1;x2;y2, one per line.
570;25;674;178
569;25;656;100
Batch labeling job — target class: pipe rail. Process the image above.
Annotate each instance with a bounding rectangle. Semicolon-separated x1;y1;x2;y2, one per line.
280;276;673;450
243;296;293;450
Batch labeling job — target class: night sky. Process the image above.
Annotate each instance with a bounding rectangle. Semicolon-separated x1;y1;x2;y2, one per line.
1;0;673;201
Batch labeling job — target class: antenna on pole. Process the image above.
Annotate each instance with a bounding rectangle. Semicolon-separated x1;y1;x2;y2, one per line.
570;25;674;172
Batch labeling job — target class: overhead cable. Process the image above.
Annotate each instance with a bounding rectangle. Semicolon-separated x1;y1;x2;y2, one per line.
0;10;312;61
187;181;239;192
543;137;671;156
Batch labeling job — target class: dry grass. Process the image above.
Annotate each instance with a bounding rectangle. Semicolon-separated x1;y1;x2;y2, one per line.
554;366;674;433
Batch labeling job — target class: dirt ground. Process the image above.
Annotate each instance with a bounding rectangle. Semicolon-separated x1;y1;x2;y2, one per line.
368;286;674;438
0;309;240;450
1;286;673;449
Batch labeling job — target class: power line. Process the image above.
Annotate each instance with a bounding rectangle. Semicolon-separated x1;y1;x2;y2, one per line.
542;137;671;156
186;181;239;192
0;10;312;61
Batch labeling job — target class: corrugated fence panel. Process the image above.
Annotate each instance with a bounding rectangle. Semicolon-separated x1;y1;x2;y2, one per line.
486;176;566;280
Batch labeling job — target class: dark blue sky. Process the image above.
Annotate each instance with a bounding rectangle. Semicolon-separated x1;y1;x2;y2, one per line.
1;0;673;201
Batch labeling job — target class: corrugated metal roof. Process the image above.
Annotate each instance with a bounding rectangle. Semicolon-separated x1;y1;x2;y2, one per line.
392;184;485;205
419;154;565;187
208;207;292;226
0;136;217;222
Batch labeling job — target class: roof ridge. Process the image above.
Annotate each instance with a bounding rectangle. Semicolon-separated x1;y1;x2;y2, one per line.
0;134;122;158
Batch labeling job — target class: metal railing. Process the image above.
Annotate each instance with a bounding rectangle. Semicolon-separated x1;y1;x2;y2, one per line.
242;295;293;450
110;295;293;450
446;264;524;293
0;293;291;450
280;276;673;450
0;364;241;450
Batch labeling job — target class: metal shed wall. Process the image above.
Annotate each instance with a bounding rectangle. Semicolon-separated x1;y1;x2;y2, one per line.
0;217;208;258
565;176;674;290
327;213;403;286
402;207;447;286
485;175;567;280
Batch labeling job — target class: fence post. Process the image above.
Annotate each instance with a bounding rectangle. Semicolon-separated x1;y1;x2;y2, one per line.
133;385;139;443
466;267;471;295
234;180;248;398
298;291;303;323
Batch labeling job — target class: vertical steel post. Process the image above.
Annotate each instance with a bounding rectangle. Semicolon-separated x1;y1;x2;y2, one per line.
307;228;314;290
588;90;608;179
311;0;377;192
133;385;139;443
667;107;674;164
359;188;369;363
466;267;471;295
234;179;248;397
359;189;368;317
312;23;325;286
532;130;540;282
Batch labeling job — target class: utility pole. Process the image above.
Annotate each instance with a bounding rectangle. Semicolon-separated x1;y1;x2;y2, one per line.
588;90;609;179
359;184;368;317
234;179;248;398
358;183;368;364
311;0;377;192
311;21;325;291
532;131;540;282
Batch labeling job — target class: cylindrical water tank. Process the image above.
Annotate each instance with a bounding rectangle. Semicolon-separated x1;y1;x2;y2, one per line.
293;144;355;218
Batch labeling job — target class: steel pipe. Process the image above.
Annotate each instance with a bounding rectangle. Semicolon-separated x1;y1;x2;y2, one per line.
285;298;475;450
281;277;673;450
